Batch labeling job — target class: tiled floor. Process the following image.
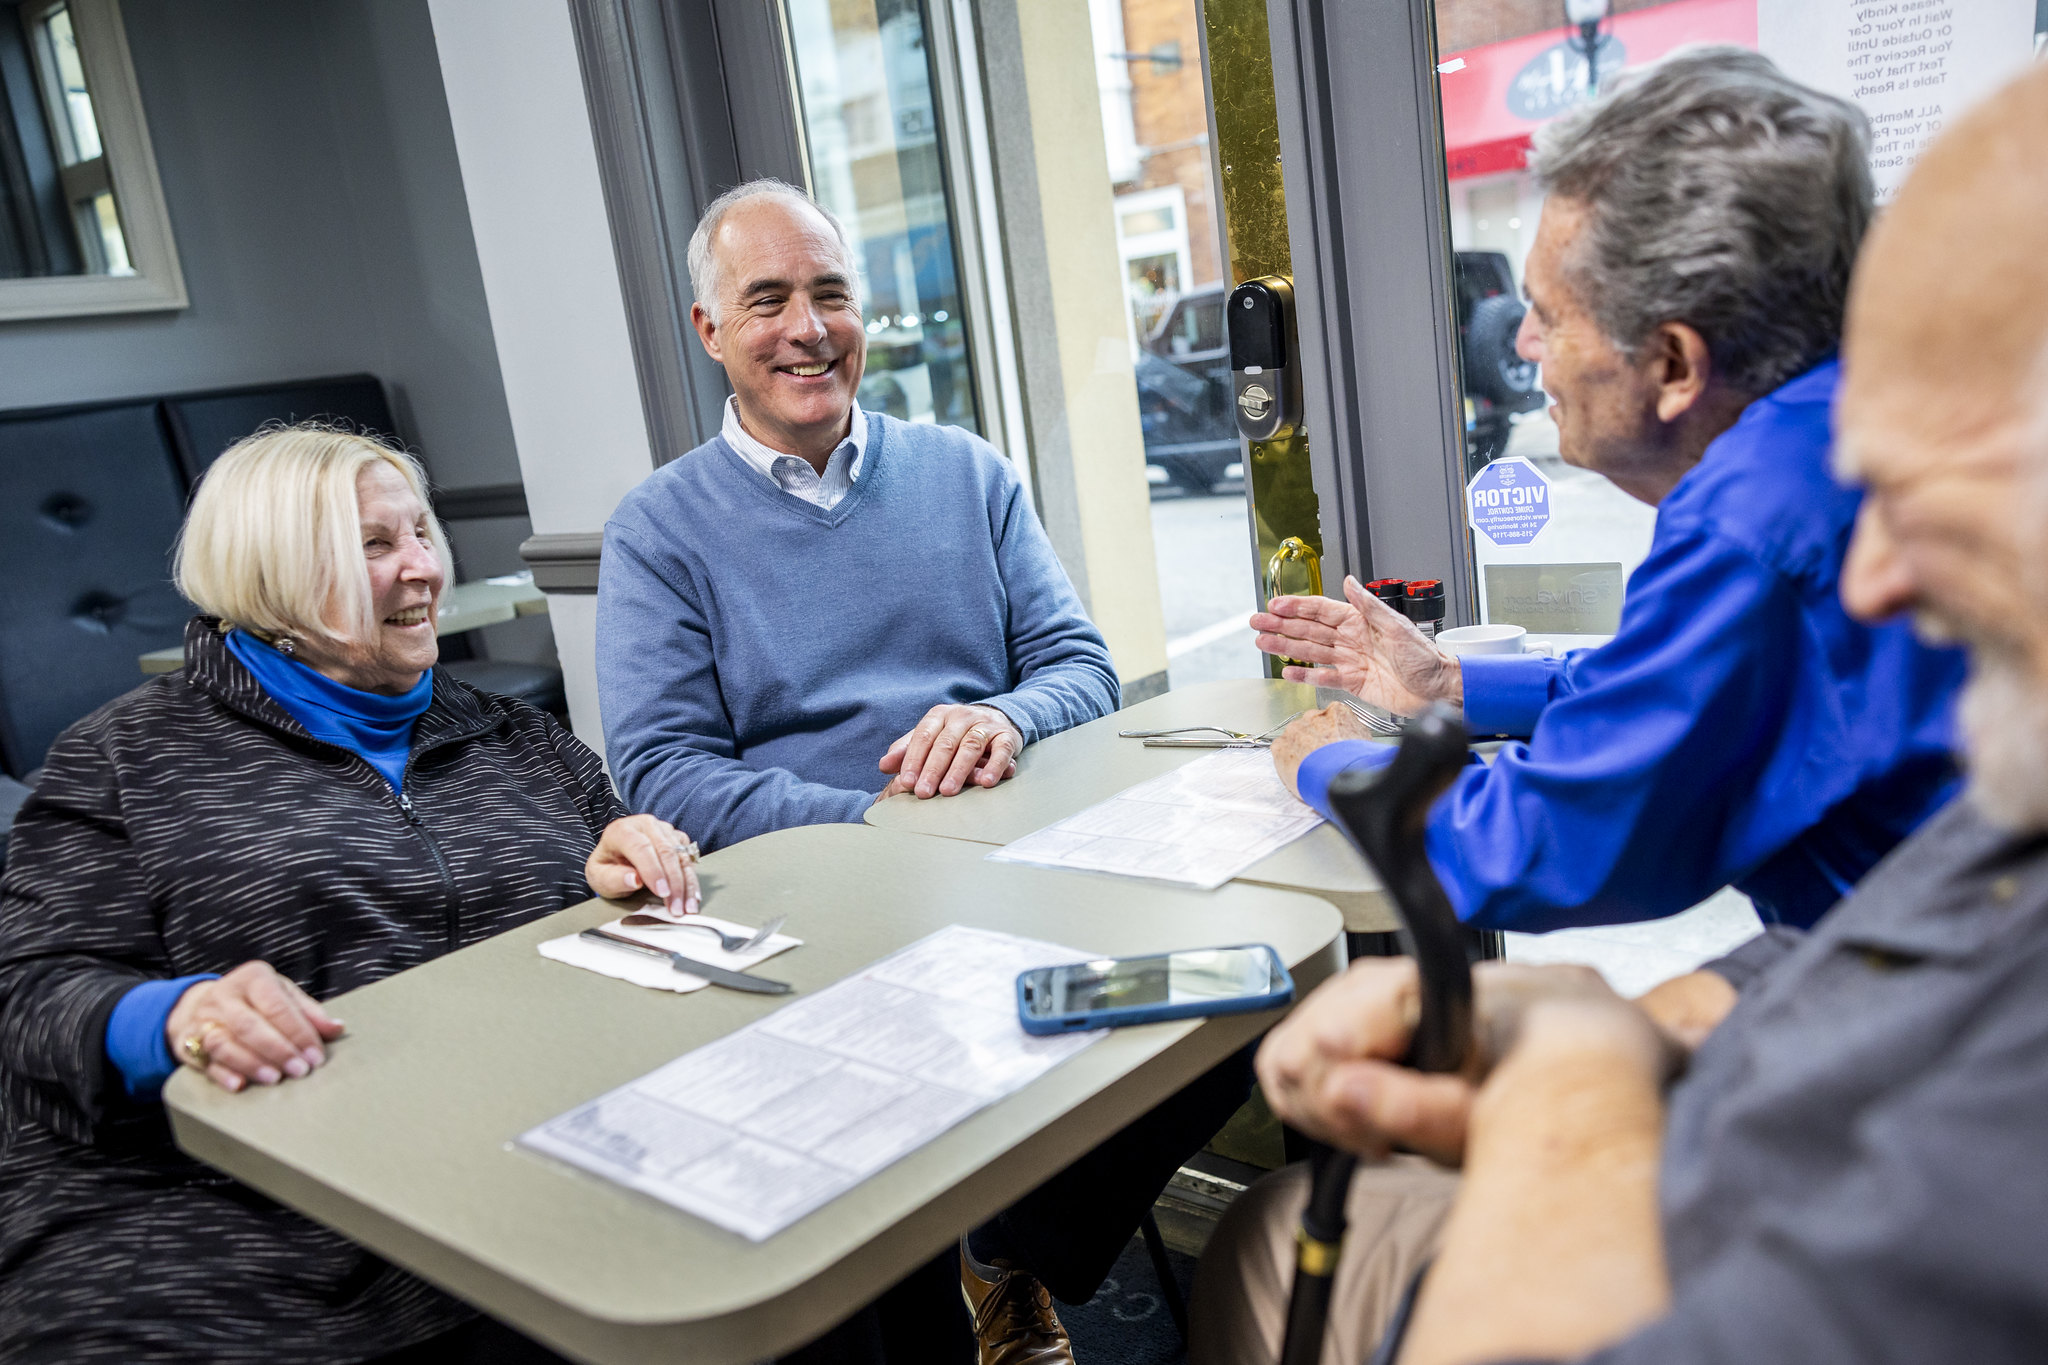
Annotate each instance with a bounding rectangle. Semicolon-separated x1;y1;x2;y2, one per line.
1502;886;1762;996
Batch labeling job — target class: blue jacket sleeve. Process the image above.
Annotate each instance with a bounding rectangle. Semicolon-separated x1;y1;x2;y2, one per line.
1304;529;1830;933
596;523;873;850
1427;528;1822;932
974;470;1122;742
104;974;218;1100
1460;653;1567;737
1295;739;1397;820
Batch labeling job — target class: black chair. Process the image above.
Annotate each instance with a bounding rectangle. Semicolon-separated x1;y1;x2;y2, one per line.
164;375;402;488
0;401;192;779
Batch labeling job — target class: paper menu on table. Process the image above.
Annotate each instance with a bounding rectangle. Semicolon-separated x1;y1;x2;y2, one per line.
518;925;1102;1241
986;746;1326;890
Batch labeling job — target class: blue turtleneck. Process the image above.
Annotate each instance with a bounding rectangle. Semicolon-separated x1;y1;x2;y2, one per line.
224;629;432;793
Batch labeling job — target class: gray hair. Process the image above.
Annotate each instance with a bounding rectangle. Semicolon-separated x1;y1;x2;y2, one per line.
1531;46;1872;395
686;179;860;324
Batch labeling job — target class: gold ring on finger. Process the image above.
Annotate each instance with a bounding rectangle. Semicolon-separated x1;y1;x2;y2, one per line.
180;1021;222;1069
965;727;987;743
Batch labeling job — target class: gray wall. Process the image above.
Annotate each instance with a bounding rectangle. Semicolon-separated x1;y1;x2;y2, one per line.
0;0;548;655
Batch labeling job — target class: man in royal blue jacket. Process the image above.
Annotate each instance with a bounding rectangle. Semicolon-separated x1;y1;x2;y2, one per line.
1261;49;1965;936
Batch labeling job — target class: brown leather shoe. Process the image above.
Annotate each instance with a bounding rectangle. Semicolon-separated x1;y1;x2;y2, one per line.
959;1243;1076;1365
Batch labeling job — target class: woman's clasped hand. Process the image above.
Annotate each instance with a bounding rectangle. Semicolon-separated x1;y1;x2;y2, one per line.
166;962;345;1093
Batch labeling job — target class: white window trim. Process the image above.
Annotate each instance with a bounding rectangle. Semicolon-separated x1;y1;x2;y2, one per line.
0;0;185;322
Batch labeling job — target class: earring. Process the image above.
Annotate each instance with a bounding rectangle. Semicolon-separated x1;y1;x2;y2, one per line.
275;636;297;657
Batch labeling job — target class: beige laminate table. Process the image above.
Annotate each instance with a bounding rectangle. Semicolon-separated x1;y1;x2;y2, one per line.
139;575;550;675
165;822;1343;1365
867;677;1402;933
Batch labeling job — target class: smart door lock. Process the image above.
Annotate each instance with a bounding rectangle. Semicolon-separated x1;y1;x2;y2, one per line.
1228;275;1299;442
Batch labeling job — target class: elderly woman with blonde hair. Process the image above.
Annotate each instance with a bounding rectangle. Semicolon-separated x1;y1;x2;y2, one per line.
0;425;698;1364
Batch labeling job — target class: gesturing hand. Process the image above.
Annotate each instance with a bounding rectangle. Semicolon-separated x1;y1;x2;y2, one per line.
587;814;702;916
1251;575;1463;713
878;704;1022;801
166;962;346;1093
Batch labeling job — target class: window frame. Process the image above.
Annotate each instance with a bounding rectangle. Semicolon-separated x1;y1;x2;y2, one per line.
0;0;184;322
1266;0;1476;623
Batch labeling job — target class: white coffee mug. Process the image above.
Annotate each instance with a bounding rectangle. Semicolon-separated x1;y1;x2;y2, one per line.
1437;623;1551;656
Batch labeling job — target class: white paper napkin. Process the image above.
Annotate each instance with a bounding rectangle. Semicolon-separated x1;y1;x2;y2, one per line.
538;915;803;993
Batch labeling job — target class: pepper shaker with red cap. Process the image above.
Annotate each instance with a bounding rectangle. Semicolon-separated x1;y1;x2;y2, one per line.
1402;580;1445;639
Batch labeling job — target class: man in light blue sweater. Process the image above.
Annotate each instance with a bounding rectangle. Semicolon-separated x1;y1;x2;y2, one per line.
598;181;1244;1365
598;193;1119;856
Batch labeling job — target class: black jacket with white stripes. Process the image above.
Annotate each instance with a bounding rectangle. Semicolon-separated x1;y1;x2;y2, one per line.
0;617;625;1362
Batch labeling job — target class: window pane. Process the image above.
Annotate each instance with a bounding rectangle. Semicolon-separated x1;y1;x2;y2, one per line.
1121;205;1176;235
1433;0;2039;634
90;189;130;274
39;5;102;164
786;0;979;431
1089;0;1260;689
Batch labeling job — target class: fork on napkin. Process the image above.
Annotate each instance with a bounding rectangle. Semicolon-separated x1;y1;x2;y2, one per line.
539;914;803;993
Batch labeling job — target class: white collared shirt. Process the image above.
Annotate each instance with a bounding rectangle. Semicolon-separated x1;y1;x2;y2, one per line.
721;396;868;510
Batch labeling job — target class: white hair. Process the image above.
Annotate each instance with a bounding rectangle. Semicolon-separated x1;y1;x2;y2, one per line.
686;179;860;324
174;424;452;647
1532;46;1872;395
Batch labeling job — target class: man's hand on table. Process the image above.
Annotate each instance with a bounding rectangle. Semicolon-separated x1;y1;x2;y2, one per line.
1255;957;1679;1165
1251;575;1463;711
168;962;346;1093
878;704;1022;801
1269;702;1377;800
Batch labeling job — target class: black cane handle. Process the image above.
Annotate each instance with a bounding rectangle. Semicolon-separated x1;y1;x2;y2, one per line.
1323;701;1475;1075
1279;702;1474;1365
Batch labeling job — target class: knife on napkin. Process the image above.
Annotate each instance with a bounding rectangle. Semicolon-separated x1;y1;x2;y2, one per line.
578;927;793;994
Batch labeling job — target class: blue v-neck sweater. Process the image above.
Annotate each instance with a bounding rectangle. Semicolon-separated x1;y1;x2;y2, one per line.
597;413;1120;850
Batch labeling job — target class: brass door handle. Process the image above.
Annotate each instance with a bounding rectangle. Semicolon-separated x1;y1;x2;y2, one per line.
1264;535;1323;602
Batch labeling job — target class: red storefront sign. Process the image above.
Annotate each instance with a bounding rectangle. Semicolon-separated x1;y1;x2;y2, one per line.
1441;0;1758;180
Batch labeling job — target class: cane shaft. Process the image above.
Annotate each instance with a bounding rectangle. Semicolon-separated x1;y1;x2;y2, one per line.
1279;1148;1358;1365
1277;704;1475;1364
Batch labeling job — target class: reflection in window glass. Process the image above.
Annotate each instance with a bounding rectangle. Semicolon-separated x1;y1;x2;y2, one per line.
785;0;978;432
1434;0;2037;631
1161;293;1223;357
1124;250;1180;333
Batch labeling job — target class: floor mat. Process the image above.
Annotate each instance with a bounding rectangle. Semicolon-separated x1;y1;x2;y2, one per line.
1062;1234;1197;1365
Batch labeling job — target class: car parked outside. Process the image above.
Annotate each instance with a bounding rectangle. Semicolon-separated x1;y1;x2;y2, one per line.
1454;249;1545;480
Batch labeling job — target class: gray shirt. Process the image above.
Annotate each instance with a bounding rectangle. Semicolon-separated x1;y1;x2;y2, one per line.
1577;796;2048;1362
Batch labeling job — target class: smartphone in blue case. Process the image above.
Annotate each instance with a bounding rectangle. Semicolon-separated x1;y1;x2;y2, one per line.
1016;944;1295;1035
